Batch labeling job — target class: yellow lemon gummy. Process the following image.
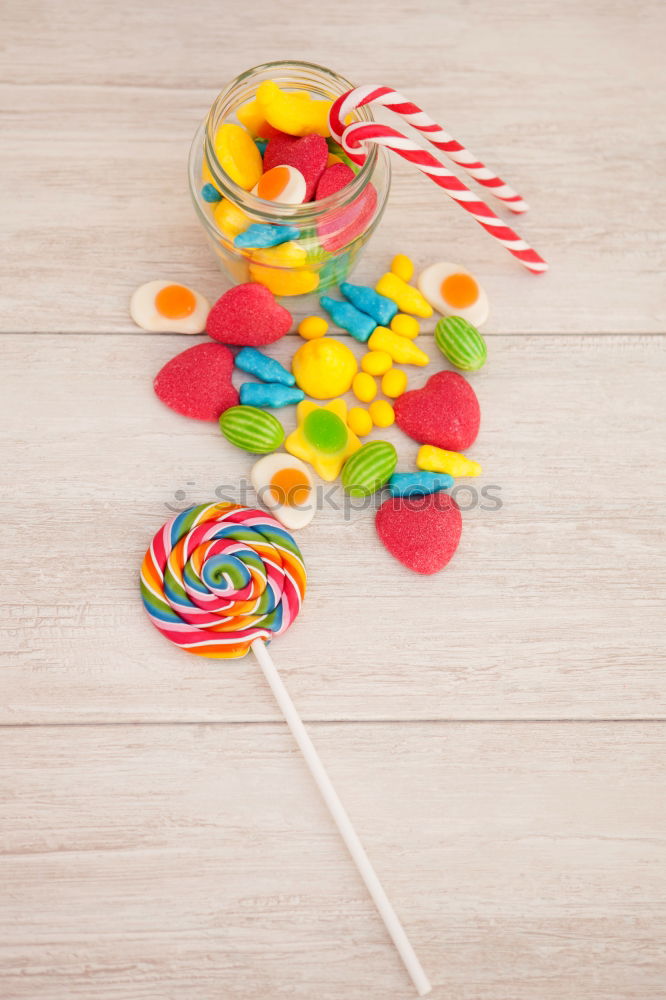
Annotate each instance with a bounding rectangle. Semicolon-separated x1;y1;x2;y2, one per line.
390;313;420;339
352;372;377;403
256;81;332;138
292;337;358;399
368;400;395;428
298;316;329;340
214;124;263;190
381;368;408;398
347;406;373;437
361;350;392;376
285;400;361;481
391;253;415;282
417;444;482;478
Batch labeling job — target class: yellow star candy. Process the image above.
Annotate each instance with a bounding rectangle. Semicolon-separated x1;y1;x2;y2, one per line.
285;400;361;482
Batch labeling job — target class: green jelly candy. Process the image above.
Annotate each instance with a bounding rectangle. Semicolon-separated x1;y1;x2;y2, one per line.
434;315;487;372
341;440;398;497
303;409;348;454
219;405;284;454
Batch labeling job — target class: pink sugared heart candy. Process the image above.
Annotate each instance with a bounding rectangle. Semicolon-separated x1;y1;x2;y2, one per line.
207;283;292;346
394;371;480;451
154;342;238;421
315;162;354;200
375;492;462;575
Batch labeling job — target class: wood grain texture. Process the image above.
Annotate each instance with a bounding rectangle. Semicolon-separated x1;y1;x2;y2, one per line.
1;332;664;723
1;0;665;334
2;1;666;996
1;722;665;1000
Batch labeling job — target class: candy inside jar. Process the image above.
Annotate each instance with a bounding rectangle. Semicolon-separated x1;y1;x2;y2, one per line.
188;61;391;298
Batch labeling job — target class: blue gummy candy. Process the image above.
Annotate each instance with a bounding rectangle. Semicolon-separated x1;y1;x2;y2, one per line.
234;223;300;249
235;347;296;387
340;282;398;326
319;296;376;343
201;183;222;203
387;471;454;497
254;138;268;156
239;382;305;408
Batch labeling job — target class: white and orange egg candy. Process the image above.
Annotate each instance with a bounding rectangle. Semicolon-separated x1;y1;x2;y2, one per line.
417;263;489;327
130;281;210;334
250;454;315;530
252;165;307;205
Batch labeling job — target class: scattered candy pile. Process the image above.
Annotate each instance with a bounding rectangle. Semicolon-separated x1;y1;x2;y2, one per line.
136;73;547;996
135;250;490;575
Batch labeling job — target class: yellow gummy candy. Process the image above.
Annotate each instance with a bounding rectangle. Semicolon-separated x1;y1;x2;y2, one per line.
249;263;319;297
368;400;395;428
375;272;433;318
417;445;482;478
391;253;415;283
298;316;329;340
202;159;220;193
390;313;420;339
292;337;357;399
213;198;251;241
368;327;430;366
236;99;268;137
248;241;318;294
381;368;408;398
249;241;307;267
352;372;377;403
347;406;373;437
256;81;332;138
361;350;393;376
214;123;263;190
285;400;361;481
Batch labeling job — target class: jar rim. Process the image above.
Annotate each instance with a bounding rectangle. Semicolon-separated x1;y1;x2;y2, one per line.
200;59;380;224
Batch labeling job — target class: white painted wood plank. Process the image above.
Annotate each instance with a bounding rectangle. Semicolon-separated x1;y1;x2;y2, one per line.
1;722;664;999
1;333;664;723
1;0;665;334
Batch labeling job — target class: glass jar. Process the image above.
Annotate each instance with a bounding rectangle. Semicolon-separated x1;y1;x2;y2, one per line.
188;60;391;297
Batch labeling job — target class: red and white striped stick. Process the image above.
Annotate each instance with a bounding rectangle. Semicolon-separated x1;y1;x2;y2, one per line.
330;85;528;213
329;87;547;274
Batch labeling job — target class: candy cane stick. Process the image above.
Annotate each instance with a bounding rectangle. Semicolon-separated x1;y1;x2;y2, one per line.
330;85;528;213
337;119;547;273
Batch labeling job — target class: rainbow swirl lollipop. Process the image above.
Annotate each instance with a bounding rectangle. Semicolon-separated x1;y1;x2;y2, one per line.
140;502;306;658
140;501;429;996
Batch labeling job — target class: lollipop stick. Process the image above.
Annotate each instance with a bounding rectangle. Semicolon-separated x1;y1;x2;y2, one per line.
251;638;431;997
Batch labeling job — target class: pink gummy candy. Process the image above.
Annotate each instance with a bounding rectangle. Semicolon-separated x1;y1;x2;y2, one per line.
394;371;481;451
376;492;462;575
154;342;238;421
315;162;354;200
207;283;292;345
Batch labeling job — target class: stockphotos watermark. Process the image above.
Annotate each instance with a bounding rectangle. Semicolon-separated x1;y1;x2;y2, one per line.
165;479;502;517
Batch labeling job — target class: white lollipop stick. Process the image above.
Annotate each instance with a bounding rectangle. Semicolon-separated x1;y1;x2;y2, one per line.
251;638;432;997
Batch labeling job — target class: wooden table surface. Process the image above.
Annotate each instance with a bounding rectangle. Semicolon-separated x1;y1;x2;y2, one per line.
1;1;665;997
